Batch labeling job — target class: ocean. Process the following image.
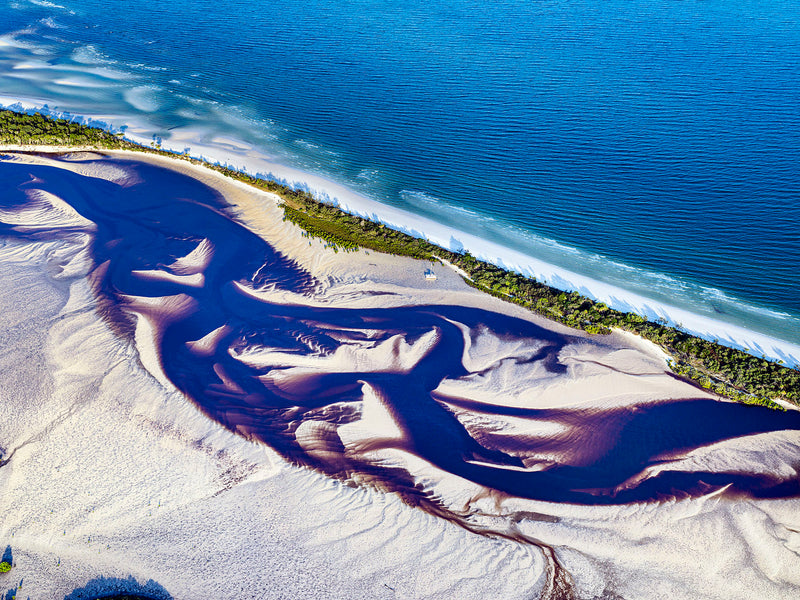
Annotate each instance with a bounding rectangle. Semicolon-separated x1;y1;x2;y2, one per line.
2;0;799;357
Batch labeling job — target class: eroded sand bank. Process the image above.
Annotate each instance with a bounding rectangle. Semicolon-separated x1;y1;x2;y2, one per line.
0;150;798;599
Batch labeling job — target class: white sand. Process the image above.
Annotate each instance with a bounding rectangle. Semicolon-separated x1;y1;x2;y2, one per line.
1;149;798;599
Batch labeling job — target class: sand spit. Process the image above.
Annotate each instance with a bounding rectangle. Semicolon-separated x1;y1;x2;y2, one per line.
4;140;800;368
0;150;799;599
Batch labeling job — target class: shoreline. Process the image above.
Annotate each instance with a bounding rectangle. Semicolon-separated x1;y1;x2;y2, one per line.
3;12;800;597
4;138;800;369
1;100;800;354
1;112;798;408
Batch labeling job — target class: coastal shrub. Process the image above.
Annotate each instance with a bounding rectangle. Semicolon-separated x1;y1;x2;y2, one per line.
0;561;11;573
0;110;135;149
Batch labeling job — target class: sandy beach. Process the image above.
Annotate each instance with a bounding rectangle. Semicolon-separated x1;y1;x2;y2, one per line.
4;136;800;369
1;149;799;599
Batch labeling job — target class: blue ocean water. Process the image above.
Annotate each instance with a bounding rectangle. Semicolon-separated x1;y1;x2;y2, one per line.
2;0;800;345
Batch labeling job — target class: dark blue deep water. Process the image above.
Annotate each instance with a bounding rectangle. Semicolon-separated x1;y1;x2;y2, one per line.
2;0;800;343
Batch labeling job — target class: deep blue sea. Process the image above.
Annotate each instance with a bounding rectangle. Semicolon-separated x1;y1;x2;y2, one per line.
2;0;799;347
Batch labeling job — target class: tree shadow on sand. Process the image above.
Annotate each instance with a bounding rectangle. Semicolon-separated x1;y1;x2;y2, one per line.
63;576;172;600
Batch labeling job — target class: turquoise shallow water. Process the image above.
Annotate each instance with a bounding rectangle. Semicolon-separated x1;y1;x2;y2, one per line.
2;0;800;344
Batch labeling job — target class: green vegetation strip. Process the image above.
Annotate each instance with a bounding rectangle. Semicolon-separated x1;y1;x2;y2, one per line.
2;108;798;409
0;110;138;149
